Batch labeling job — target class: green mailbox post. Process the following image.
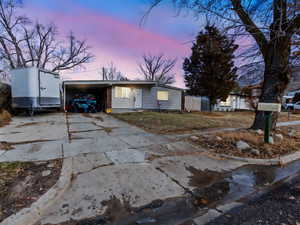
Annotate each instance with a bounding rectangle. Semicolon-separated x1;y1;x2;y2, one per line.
257;103;282;143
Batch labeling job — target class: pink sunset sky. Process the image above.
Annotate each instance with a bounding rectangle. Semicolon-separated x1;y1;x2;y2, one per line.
22;0;252;88
22;0;207;87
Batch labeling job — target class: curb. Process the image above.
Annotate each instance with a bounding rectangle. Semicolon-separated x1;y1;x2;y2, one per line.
219;154;280;165
193;172;300;225
193;202;243;225
0;157;73;225
219;150;300;166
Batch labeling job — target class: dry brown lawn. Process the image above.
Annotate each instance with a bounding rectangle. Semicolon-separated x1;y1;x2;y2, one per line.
0;160;62;222
113;111;300;134
190;128;300;159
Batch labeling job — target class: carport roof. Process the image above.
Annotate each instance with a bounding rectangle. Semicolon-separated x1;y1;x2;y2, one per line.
63;80;157;86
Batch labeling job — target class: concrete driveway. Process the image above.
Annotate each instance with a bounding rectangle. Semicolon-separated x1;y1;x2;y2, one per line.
0;113;248;225
0;113;170;162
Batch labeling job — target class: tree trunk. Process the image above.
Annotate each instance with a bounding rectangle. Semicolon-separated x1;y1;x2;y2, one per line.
0;82;11;112
251;39;291;130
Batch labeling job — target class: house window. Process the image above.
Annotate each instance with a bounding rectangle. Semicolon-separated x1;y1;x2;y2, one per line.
115;87;130;98
157;91;169;101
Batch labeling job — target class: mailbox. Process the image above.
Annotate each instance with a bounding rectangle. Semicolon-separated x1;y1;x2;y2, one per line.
257;102;281;143
257;103;281;112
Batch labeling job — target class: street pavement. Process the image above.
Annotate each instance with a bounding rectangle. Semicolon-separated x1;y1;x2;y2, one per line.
204;174;300;225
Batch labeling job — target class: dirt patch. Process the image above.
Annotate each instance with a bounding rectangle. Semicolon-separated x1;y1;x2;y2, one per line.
190;128;300;159
0;142;14;150
193;180;230;207
186;166;225;188
185;166;230;207
279;111;300;122
0;109;11;127
0;139;58;151
45;196;197;225
0;159;62;222
100;195;134;224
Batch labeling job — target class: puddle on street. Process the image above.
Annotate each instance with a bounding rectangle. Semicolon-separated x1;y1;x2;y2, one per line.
216;160;300;204
186;160;300;206
66;160;300;225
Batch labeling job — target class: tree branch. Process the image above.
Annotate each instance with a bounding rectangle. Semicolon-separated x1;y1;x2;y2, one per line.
287;14;300;34
231;0;269;57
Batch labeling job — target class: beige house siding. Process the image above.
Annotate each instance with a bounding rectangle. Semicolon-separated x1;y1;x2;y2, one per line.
142;86;182;110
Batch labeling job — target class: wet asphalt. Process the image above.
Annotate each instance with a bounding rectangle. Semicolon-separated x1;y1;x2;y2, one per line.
48;161;300;225
206;173;300;225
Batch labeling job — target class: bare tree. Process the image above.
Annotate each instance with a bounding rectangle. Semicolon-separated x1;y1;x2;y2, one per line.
147;0;300;129
139;54;176;85
100;62;128;80
0;0;93;73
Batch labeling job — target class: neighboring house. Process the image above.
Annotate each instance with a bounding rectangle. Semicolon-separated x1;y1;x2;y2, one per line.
184;93;252;112
215;92;253;111
63;80;183;113
283;66;300;104
244;66;300;105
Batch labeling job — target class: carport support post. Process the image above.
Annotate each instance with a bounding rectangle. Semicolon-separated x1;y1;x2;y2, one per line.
63;83;66;112
264;111;272;143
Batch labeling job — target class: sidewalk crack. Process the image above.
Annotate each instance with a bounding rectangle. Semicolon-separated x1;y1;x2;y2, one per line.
155;167;193;196
73;163;114;176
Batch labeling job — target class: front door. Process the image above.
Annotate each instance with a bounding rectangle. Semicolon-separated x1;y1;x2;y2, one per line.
134;89;142;108
39;70;61;105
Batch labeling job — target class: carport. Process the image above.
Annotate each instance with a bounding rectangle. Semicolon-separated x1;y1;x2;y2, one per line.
63;80;112;112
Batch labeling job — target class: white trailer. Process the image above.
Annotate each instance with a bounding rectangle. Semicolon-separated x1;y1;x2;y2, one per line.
11;67;61;113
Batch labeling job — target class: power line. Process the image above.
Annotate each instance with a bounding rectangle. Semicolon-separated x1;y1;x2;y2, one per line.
62;68;101;75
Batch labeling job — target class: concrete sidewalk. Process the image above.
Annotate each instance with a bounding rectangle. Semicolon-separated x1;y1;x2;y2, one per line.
40;151;246;224
277;120;300;127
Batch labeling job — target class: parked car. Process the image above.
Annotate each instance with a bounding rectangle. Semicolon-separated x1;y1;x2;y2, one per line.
294;102;300;110
283;101;300;110
70;95;97;113
284;103;294;110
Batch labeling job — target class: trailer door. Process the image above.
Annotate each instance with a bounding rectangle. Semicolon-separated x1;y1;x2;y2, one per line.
39;70;61;106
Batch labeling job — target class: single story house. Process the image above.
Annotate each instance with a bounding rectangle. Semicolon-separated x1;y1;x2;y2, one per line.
63;80;184;113
283;67;300;103
215;84;261;111
215;93;252;111
183;93;252;112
